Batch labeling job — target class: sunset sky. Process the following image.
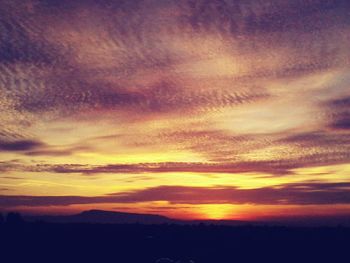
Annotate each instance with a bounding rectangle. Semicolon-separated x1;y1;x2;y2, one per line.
1;0;350;221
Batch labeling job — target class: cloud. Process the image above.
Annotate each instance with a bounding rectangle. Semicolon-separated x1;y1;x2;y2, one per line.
0;138;88;157
0;176;24;180
0;138;84;157
1;182;350;207
7;142;347;177
1;0;349;120
326;96;350;130
0;160;24;172
0;140;44;151
23;162;293;176
330;96;350;108
331;114;350;130
107;183;350;205
24;144;89;157
1;0;350;215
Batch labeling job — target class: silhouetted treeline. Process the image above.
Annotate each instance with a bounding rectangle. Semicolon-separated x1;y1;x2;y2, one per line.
1;217;350;263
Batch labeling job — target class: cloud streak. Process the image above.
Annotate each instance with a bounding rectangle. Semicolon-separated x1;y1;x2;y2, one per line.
0;140;44;151
1;182;350;207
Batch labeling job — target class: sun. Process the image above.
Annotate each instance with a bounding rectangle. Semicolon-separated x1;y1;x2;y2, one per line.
199;204;235;220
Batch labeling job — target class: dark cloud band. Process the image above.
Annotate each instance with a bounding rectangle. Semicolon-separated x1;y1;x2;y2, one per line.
1;182;350;207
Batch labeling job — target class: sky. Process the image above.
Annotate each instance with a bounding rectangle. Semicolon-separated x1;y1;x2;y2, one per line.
0;0;350;221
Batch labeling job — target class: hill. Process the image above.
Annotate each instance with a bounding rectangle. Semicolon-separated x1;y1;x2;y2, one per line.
25;209;173;224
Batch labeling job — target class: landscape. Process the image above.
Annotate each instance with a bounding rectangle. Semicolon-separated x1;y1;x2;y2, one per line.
1;0;350;262
1;210;350;262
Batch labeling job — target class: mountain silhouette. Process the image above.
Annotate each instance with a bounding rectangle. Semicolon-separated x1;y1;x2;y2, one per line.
23;210;256;225
25;210;173;224
22;210;350;226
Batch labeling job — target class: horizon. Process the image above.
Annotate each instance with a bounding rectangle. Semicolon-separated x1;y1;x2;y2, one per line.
5;209;350;227
1;0;350;224
3;209;350;227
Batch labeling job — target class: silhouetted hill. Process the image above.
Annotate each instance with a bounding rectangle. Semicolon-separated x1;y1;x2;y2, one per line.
22;209;350;227
25;209;174;224
24;209;259;226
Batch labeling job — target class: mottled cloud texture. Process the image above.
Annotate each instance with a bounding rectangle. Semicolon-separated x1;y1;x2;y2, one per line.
1;0;350;220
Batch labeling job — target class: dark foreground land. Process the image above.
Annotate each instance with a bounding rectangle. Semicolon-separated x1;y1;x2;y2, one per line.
1;222;350;263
